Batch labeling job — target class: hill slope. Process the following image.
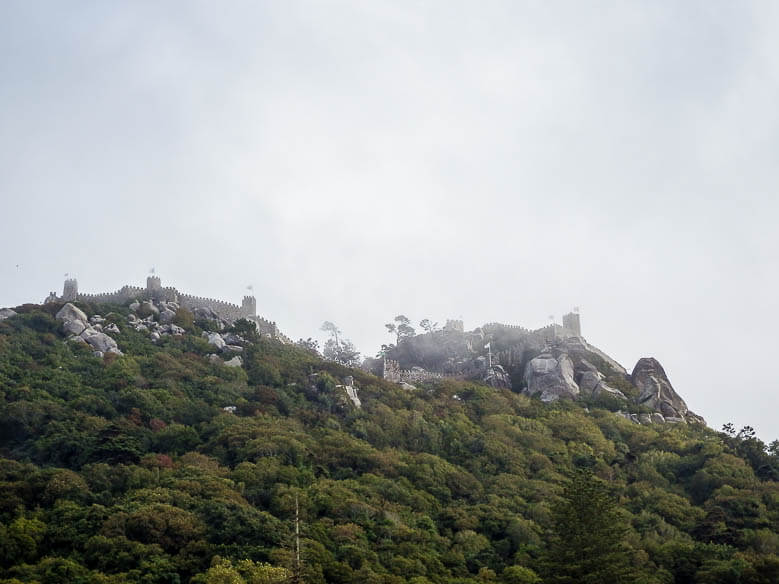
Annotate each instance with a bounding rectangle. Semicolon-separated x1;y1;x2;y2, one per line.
0;302;777;583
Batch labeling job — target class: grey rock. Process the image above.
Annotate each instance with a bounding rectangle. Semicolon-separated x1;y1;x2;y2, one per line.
193;306;220;320
483;364;512;389
632;357;691;420
207;354;222;364
651;413;666;424
224;345;243;353
592;381;627;401
224;356;243;368
56;303;88;325
577;359;600;374
134;324;148;332
207;332;226;351
222;333;246;346
63;319;87;336
169;324;185;335
129;301;140;312
0;308;18;321
89;315;105;324
83;330;122;354
150;331;161;342
524;352;579;402
139;301;159;318
578;371;603;395
399;382;417;391
93;351;104;358
686;411;706;424
159;309;176;324
104;323;120;334
639;413;653;425
92;324;103;332
342;384;361;408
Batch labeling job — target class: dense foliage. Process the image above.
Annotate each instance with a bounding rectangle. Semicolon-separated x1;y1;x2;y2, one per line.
0;303;777;583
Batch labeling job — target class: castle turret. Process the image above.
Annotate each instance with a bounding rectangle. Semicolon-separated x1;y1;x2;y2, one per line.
146;276;161;291
242;295;257;318
63;278;78;302
562;311;581;337
443;319;464;333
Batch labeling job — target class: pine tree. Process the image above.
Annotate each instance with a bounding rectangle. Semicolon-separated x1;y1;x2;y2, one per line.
541;470;633;584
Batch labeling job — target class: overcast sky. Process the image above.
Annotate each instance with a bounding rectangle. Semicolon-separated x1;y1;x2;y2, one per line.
2;1;777;441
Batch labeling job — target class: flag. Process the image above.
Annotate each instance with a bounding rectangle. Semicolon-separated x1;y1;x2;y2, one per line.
247;285;254;291
484;342;491;350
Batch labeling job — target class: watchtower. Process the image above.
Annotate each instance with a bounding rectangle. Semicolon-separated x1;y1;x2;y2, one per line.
242;295;257;318
146;275;162;291
63;278;78;302
562;310;581;337
443;319;464;333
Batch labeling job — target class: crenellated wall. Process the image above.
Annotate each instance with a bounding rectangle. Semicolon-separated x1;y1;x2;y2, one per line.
48;276;289;342
383;359;444;384
178;294;245;322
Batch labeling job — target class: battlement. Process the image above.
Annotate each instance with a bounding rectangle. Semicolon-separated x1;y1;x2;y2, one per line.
383;359;444;384
443;319;464;332
46;276;288;342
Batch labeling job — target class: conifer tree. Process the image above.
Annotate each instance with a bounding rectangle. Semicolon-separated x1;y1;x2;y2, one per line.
541;470;633;584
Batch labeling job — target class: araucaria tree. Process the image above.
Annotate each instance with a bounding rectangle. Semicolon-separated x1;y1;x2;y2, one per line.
320;321;360;367
541;470;632;584
385;315;415;345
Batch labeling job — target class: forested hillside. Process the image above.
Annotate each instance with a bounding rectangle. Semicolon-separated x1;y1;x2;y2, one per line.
0;302;777;584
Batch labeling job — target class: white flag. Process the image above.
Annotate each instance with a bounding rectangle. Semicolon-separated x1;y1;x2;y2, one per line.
484;342;491;350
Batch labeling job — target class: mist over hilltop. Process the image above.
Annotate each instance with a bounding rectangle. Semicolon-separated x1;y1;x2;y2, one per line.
2;1;779;441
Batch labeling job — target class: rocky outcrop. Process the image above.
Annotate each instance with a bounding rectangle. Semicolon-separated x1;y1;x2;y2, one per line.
574;361;627;401
224;356;243;368
483;365;512;389
631;358;691;420
0;308;18;321
55;303;123;356
206;332;226;351
335;376;361;408
56;303;88;326
80;328;120;354
524;352;579;402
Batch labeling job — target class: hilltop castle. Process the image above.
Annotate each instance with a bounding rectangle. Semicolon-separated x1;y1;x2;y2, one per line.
45;275;289;341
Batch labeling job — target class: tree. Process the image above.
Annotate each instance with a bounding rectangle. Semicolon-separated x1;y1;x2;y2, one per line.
419;319;439;334
296;338;320;355
320;321;341;346
320;321;360;366
323;338;360;367
540;470;633;584
385;315;415;345
502;565;541;584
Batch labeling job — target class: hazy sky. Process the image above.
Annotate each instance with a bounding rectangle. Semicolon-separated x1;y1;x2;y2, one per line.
2;1;777;441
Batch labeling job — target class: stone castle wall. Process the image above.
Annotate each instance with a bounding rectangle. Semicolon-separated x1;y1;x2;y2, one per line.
178;294;246;322
49;276;290;341
383;359;444;384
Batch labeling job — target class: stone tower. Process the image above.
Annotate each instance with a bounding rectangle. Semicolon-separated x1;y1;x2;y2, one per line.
562;311;581;337
146;275;161;291
242;295;257;318
63;278;78;302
